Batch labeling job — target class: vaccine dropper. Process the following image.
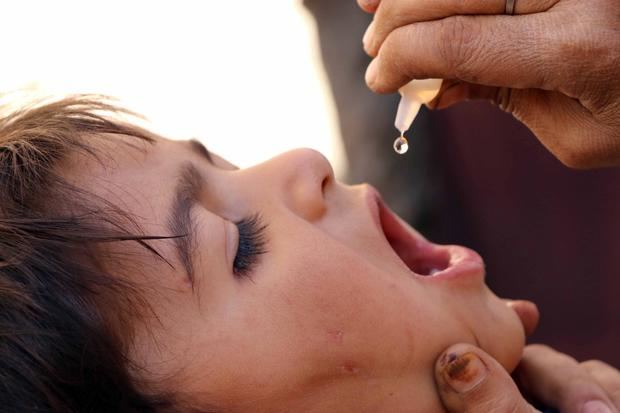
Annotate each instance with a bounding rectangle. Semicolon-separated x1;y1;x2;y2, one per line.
393;78;443;154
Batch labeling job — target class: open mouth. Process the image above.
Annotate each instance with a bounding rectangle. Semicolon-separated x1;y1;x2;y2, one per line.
364;185;484;282
376;198;451;277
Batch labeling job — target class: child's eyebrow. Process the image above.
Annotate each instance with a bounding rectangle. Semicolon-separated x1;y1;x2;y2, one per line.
166;162;204;284
188;139;214;164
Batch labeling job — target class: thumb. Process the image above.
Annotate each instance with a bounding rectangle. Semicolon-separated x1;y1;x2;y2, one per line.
435;343;538;413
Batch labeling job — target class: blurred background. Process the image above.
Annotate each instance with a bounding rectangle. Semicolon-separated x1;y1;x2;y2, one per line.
2;1;618;366
1;1;346;174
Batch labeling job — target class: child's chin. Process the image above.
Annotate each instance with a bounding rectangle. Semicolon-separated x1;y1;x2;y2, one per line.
482;293;529;372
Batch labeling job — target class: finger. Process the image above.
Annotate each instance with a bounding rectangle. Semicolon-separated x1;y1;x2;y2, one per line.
505;300;540;337
363;21;376;51
357;0;381;14
433;81;619;168
516;345;618;413
498;88;620;168
427;80;464;109
582;360;620;407
365;14;568;94
435;343;537;413
366;0;559;56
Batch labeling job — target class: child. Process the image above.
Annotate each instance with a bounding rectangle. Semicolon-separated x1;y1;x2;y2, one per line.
0;95;534;412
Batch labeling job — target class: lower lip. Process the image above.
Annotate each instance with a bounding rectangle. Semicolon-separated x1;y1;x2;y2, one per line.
424;245;486;284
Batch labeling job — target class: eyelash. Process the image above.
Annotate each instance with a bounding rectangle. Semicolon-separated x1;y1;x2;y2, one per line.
233;214;267;278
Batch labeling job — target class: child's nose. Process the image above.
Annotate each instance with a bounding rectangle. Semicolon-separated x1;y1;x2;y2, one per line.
274;148;334;221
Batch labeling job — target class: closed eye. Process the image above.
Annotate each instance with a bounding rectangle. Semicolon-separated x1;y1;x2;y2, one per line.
233;214;267;279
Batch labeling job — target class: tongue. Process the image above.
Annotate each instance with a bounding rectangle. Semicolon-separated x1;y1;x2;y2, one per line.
391;239;450;276
378;199;451;276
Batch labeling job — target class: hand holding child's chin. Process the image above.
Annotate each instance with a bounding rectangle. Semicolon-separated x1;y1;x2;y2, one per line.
434;301;620;413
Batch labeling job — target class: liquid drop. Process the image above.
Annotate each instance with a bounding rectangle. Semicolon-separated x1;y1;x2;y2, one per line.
393;135;409;154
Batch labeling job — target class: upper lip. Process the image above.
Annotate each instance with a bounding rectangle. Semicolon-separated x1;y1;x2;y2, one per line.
363;185;485;281
363;184;383;234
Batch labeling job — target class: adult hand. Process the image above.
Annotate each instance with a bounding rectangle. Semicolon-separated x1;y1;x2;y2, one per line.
357;0;620;168
435;343;620;412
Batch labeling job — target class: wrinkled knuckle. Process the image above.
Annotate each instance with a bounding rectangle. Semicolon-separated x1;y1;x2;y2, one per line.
438;16;482;81
560;20;603;64
373;0;406;43
553;19;615;93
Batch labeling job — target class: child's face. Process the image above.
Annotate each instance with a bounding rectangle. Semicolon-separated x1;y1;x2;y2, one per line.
69;136;528;412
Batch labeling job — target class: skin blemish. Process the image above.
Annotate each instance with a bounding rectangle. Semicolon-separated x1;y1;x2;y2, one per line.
327;329;344;344
341;361;360;375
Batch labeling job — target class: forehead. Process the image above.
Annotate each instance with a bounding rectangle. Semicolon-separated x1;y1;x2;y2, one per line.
63;136;183;206
58;134;213;271
65;133;229;196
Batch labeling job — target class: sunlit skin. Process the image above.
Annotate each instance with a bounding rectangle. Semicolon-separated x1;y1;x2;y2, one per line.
62;135;530;412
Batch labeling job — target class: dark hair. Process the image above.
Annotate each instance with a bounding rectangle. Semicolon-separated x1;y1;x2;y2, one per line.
0;95;205;412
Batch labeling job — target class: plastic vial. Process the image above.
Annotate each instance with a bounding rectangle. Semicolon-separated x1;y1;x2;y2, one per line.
393;79;442;154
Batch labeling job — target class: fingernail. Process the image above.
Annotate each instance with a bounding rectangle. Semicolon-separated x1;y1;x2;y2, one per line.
365;59;378;87
361;0;380;10
582;400;613;413
363;22;375;51
441;352;487;394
